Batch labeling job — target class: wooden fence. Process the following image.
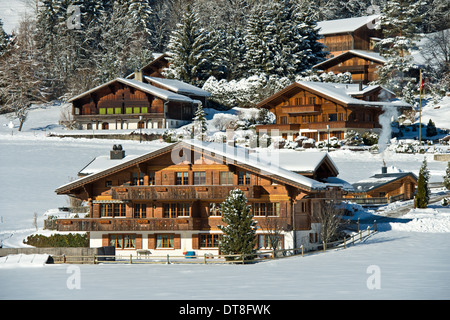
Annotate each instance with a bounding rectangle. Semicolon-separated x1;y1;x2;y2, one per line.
49;223;377;265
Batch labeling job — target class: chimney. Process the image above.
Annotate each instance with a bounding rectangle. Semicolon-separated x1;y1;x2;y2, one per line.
134;69;143;82
381;159;387;174
110;144;125;160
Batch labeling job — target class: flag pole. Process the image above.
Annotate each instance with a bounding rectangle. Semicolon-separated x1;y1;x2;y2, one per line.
419;69;423;145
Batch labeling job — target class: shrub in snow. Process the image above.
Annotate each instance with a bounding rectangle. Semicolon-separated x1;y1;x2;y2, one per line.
441;198;448;207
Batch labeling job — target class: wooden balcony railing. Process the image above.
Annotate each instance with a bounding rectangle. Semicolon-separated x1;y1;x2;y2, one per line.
56;217;203;232
111;185;261;201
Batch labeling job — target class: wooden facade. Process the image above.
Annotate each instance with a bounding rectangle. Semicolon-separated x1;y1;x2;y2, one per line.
70;77;199;130
317;15;382;58
313;50;386;84
55;141;344;254
255;81;397;142
346;170;417;205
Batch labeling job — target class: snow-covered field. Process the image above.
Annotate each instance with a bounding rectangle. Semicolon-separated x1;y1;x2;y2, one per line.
1;102;450;300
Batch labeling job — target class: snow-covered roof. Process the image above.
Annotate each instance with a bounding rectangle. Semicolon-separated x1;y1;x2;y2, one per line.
317;15;380;35
313;50;387;69
78;155;140;176
352;172;417;193
185;140;327;190
56;141;333;194
256;150;338;175
68;78;196;103
295;81;410;108
145;76;211;97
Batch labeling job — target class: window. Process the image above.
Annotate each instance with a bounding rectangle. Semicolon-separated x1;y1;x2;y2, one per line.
148;172;155;185
253;202;280;217
132;172;145;186
193;171;206;185
295;97;303;105
157;234;174;248
309;97;316;104
219;172;233;185
209;203;221;216
257;234;282;249
200;234;220;248
238;171;251;185
176;172;189;185
237;172;249;185
134;203;147;218
163;203;190;218
99;108;106;115
328;113;337;122
280;116;287;124
100;203;126;217
110;234;136;249
114;108;122;114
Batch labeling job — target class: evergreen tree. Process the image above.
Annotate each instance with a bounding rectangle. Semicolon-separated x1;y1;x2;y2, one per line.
0;18;9;55
415;157;430;208
244;0;325;78
375;0;423;100
163;5;213;86
426;119;437;137
443;162;450;190
218;189;257;260
193;102;207;140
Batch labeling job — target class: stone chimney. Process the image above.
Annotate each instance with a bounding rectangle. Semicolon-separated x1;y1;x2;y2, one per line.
110;144;125;160
381;159;387;174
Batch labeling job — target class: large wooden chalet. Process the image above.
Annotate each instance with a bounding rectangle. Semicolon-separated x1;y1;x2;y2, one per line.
317;15;382;58
70;54;211;131
255;81;410;142
55;140;347;255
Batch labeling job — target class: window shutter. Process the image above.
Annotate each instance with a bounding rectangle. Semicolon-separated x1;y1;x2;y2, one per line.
102;233;109;246
192;234;199;249
174;234;181;249
135;234;142;249
148;234;156;249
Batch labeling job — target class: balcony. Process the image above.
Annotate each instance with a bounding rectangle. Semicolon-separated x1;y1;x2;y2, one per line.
283;104;321;115
55;217;203;232
110;185;261;201
73;113;165;121
255;124;301;132
307;121;380;130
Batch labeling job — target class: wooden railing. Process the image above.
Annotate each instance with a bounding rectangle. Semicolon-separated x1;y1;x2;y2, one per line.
111;185;261;201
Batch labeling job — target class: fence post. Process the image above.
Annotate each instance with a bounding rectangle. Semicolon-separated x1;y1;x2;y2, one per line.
374;220;377;232
323;241;326;252
343;237;346;249
360;230;362;241
130;254;132;264
93;255;96;264
204;253;207;264
301;245;304;257
166;254;170;264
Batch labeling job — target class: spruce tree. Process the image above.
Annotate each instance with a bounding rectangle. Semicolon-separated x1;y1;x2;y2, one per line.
244;0;326;78
443;162;450;190
218;189;257;260
415;158;430;208
163;5;213;86
426;119;437;137
192;102;207;140
376;0;423;100
0;18;9;55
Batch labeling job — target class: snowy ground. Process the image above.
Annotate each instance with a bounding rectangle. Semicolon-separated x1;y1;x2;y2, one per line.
1;102;450;300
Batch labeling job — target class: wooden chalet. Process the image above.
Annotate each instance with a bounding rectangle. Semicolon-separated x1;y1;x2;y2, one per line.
313;50;386;84
69;75;210;131
345;166;417;205
255;81;411;142
317;15;382;58
70;53;210;131
55;140;348;255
